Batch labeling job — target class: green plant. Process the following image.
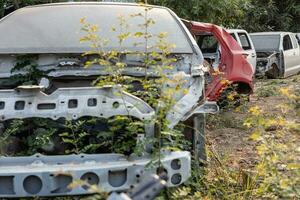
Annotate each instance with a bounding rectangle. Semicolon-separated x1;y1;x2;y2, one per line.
9;54;52;86
256;85;279;97
243;87;300;199
79;7;188;167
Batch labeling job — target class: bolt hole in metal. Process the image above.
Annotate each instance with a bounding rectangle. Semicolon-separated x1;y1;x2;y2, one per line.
80;172;100;190
23;175;42;194
171;173;182;185
37;103;56;110
171;159;181;170
15;101;25;110
51;174;72;194
0;101;5;110
87;98;97;107
68;99;78;108
0;176;14;195
112;101;120;109
108;169;127;187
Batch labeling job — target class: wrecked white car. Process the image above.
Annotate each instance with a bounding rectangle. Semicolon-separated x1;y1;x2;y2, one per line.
0;2;217;198
250;32;300;78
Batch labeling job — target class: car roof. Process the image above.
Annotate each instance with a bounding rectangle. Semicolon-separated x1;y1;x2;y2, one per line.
226;29;247;33
0;2;194;54
250;32;292;36
23;2;162;9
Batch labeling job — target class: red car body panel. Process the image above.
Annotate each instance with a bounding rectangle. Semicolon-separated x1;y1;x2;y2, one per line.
184;21;254;101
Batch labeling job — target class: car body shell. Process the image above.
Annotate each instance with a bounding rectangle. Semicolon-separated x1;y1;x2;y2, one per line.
250;32;300;78
0;2;219;198
183;20;254;101
227;29;257;71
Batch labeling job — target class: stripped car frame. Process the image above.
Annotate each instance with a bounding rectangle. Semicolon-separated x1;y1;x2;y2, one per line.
0;2;218;197
250;32;300;78
183;20;254;102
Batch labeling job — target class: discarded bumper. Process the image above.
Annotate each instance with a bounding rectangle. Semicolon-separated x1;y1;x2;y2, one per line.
0;151;190;197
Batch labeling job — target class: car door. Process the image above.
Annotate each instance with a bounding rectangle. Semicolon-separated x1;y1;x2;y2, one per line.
282;34;298;77
237;32;257;72
288;34;300;75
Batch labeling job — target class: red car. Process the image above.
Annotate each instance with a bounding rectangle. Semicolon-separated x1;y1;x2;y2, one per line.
183;20;254;102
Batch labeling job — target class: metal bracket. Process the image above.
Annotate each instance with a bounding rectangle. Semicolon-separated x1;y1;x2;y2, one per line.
182;101;219;121
0;151;190;198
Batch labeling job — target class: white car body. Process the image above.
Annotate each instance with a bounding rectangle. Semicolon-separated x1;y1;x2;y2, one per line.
227;29;257;72
250;32;300;78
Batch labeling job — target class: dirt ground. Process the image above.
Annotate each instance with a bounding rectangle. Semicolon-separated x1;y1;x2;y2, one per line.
206;74;300;169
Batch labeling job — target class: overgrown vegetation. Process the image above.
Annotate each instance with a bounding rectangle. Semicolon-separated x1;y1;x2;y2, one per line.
167;85;300;200
0;1;299;200
78;7;191;164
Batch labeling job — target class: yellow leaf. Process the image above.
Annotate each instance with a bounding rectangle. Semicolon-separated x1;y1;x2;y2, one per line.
134;32;144;37
287;163;300;170
250;131;261;141
249;106;262;116
80;17;86;24
279;179;289;189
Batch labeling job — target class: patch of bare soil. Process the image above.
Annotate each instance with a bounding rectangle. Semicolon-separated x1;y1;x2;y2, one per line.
206;74;300;169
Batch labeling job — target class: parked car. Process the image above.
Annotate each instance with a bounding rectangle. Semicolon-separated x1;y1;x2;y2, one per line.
227;29;257;71
0;2;218;198
182;20;254;103
250;32;300;78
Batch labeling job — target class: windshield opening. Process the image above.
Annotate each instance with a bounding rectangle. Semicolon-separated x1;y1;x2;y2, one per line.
250;35;280;51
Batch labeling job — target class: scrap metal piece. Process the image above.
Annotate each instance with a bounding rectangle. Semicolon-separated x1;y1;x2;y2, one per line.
182;101;219;121
0;151;190;198
166;76;205;128
0;86;154;122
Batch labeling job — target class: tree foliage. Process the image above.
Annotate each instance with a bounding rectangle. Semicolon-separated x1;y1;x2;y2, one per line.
0;0;299;32
148;0;300;32
149;0;249;28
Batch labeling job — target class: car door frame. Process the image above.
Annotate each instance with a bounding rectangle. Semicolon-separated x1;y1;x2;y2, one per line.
235;31;257;72
281;33;298;77
287;33;300;76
